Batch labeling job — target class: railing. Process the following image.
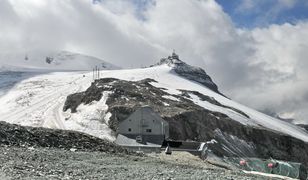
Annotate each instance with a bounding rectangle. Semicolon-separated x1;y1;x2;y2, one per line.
225;157;307;179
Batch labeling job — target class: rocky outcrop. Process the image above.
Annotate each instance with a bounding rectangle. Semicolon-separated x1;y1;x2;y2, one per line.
63;78;308;167
298;124;308;132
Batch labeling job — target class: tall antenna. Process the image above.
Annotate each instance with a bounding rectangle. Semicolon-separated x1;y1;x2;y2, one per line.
93;68;95;81
97;67;100;79
96;66;98;80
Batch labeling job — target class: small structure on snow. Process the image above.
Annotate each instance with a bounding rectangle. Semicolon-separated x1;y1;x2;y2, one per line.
171;50;179;60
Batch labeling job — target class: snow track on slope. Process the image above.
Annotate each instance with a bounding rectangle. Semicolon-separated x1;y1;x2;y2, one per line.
0;72;90;128
0;71;115;141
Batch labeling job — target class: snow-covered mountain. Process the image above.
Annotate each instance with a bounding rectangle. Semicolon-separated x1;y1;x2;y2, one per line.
1;52;308;166
151;52;221;95
0;50;119;71
61;55;308;142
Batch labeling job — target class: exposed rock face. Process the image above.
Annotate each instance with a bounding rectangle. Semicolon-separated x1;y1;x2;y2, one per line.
64;78;308;167
152;54;222;95
298;124;308;132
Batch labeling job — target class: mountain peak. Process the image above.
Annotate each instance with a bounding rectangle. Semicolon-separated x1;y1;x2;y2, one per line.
152;51;222;95
156;51;184;66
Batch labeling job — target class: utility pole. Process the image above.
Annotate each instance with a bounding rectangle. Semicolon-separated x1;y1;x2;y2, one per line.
95;66;98;80
93;68;95;81
97;67;100;79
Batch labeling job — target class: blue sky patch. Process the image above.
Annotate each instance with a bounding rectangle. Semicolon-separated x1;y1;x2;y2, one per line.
215;0;308;28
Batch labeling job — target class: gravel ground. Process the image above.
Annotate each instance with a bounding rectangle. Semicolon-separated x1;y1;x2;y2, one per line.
0;146;282;180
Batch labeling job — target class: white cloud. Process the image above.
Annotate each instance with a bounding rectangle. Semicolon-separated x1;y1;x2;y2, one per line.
232;22;308;123
1;0;308;123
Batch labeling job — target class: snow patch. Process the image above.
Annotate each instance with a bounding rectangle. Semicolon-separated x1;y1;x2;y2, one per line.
206;139;218;144
162;95;180;102
162;102;170;106
64;91;115;141
188;93;255;126
243;170;297;180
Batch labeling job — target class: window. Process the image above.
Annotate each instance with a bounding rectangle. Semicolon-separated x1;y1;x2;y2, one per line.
128;128;131;132
146;129;152;133
136;135;142;142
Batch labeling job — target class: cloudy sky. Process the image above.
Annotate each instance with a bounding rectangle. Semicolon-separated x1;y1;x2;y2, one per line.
1;0;308;123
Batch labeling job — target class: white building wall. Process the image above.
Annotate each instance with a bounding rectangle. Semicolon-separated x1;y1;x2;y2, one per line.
118;107;169;138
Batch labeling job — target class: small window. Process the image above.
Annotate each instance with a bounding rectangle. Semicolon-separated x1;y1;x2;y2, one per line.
128;128;132;132
146;129;152;133
136;135;142;142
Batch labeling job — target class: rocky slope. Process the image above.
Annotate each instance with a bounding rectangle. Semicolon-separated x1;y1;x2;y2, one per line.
64;77;308;167
0;121;126;154
0;146;273;180
0;121;273;179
